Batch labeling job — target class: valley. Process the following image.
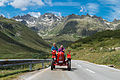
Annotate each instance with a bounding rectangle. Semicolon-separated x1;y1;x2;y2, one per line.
1;13;120;62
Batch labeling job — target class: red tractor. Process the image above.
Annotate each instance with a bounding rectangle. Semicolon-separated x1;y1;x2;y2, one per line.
51;50;71;71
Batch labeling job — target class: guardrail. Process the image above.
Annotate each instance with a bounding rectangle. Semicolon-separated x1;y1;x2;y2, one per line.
0;59;51;71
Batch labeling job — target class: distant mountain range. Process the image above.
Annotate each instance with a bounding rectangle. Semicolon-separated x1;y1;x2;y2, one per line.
13;13;120;46
13;13;64;36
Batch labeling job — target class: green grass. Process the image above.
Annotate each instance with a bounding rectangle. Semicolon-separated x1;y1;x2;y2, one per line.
0;17;50;59
69;48;120;68
68;30;120;69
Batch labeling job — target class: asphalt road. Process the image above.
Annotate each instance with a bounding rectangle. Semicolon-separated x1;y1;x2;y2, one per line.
20;60;120;80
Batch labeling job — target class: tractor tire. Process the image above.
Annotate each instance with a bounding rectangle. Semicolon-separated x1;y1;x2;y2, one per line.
53;64;55;69
67;59;71;71
51;61;54;70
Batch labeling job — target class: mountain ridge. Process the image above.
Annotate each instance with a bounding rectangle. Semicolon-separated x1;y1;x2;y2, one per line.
12;13;120;46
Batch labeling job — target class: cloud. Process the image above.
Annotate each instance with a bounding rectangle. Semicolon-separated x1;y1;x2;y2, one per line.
86;3;99;15
79;3;99;15
80;6;84;12
32;0;44;6
10;0;29;11
28;12;41;18
98;0;119;5
0;0;9;6
98;0;120;21
48;11;62;16
21;8;27;11
53;2;81;6
111;8;120;20
79;6;87;13
107;7;120;21
44;0;52;6
10;0;44;11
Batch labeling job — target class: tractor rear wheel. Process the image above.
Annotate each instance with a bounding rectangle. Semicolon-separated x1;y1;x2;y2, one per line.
51;61;54;70
67;59;71;71
53;64;55;68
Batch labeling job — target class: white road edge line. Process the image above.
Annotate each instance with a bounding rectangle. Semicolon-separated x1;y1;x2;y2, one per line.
75;63;77;65
78;65;82;67
98;65;120;72
25;67;50;80
86;69;95;73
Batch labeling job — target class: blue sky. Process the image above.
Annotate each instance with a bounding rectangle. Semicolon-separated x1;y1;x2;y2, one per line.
0;0;120;21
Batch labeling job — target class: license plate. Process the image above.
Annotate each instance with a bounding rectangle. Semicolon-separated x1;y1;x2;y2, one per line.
59;61;63;63
59;57;62;59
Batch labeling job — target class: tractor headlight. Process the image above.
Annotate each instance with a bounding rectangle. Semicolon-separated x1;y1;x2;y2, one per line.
54;58;56;60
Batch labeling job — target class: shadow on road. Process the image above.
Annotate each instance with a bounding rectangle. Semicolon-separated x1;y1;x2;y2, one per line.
53;67;77;72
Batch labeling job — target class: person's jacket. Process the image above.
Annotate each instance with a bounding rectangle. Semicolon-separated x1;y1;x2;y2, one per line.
51;46;58;51
58;48;65;52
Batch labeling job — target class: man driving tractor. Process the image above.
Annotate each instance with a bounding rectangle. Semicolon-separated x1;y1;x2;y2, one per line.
51;43;58;52
51;43;58;59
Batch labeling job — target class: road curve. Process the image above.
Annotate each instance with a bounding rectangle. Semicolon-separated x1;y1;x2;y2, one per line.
19;60;120;80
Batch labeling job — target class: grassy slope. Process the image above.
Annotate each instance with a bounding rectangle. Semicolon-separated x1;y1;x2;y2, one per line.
69;30;120;68
0;17;50;59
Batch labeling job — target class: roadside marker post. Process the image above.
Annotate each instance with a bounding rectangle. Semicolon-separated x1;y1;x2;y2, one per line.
42;62;44;69
29;63;32;71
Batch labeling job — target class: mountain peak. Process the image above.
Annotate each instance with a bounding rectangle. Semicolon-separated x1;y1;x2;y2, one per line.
23;14;32;17
86;13;91;17
113;18;120;23
13;14;34;19
91;15;103;21
65;14;81;20
44;13;54;15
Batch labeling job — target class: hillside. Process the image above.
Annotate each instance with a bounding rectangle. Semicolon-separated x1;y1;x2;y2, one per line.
43;14;111;46
69;30;120;68
0;16;50;59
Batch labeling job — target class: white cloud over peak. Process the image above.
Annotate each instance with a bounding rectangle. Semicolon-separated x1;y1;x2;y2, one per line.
21;8;27;11
48;11;62;17
10;0;44;11
80;6;84;12
79;3;99;15
53;2;81;6
79;6;86;13
86;3;99;15
32;0;44;6
10;0;30;11
28;12;41;18
98;0;120;20
98;0;119;5
44;0;52;6
0;0;10;6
